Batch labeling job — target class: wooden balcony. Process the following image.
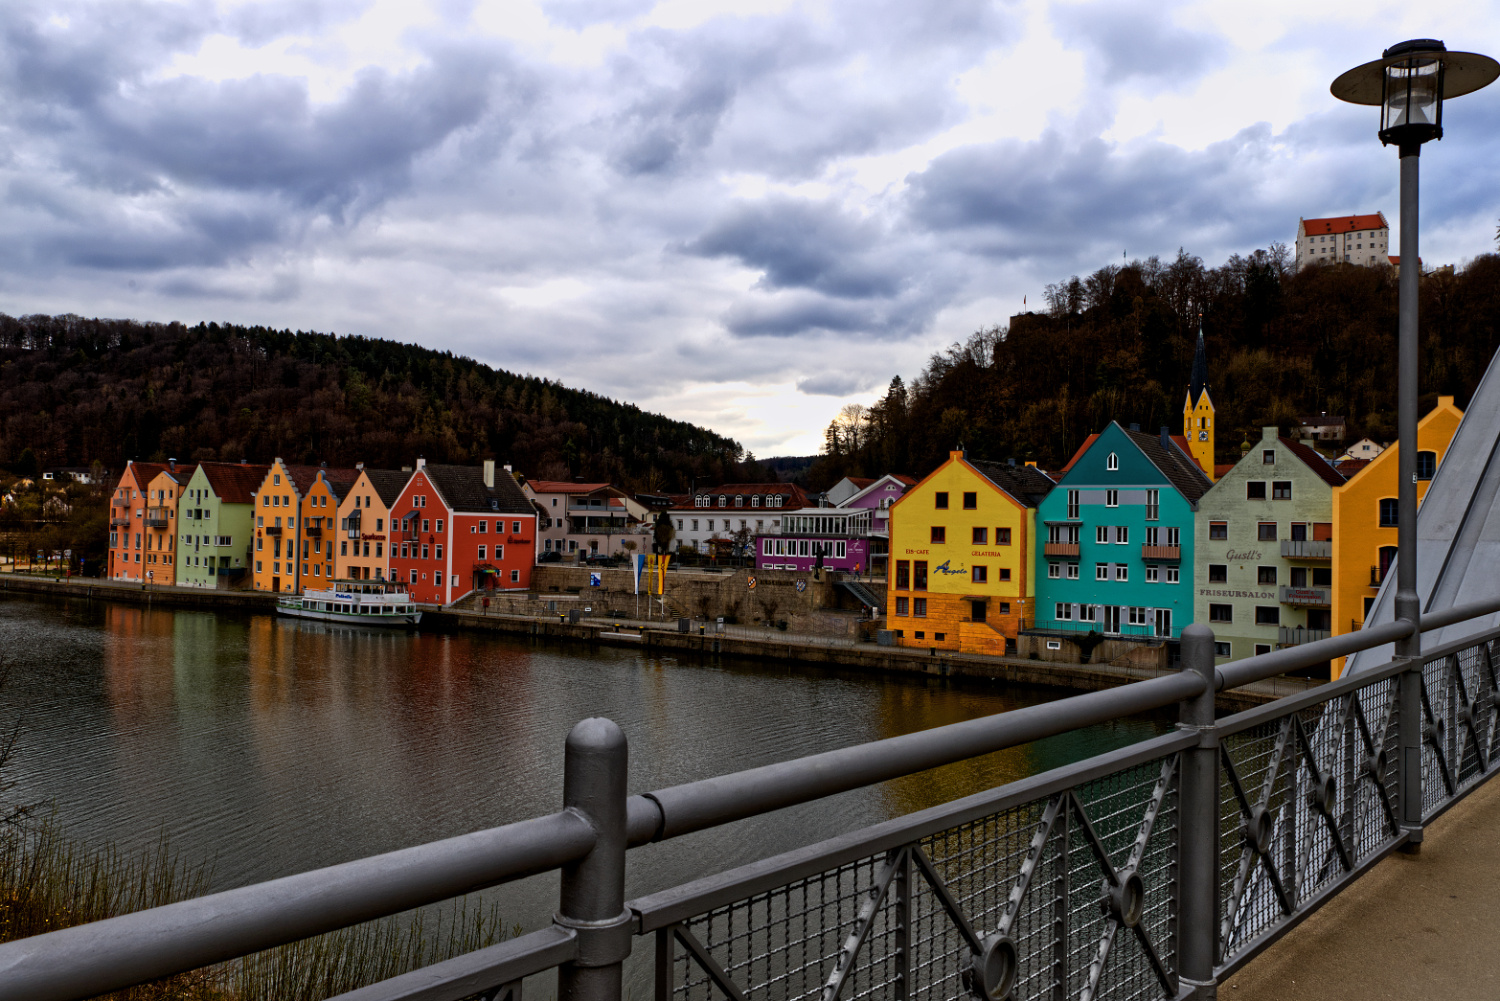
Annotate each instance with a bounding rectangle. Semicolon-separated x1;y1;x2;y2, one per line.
1141;545;1180;560
1044;542;1079;557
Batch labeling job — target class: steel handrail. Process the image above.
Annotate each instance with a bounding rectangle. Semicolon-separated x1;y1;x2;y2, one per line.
0;812;596;1001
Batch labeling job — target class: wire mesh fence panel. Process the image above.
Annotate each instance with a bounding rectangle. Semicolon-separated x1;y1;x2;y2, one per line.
655;757;1181;1001
1216;674;1401;970
1420;638;1500;819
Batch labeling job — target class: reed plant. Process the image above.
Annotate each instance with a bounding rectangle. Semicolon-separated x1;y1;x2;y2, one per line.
0;819;515;1000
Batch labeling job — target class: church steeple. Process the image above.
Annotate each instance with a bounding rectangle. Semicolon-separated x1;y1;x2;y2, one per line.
1183;314;1215;480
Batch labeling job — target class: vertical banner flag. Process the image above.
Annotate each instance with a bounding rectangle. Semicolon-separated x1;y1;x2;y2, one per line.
656;555;670;594
633;553;646;594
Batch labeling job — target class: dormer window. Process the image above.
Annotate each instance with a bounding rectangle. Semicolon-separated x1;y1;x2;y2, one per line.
1107;452;1119;471
718;495;727;507
735;495;743;507
751;495;761;508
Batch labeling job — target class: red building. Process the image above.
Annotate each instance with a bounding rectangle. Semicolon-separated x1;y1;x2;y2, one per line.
387;459;536;605
107;460;168;581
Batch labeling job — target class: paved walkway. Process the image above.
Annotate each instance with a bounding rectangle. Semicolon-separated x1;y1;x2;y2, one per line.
1228;773;1500;1000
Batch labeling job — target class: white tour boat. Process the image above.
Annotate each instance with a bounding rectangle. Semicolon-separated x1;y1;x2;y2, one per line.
277;580;422;627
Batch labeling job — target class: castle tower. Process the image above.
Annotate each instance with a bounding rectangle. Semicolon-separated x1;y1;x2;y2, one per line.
1183;317;1215;480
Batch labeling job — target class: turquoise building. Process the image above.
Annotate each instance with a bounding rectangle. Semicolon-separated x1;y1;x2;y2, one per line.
1032;423;1211;640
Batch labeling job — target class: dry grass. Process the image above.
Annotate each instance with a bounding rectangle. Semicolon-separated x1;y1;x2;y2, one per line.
0;820;515;1001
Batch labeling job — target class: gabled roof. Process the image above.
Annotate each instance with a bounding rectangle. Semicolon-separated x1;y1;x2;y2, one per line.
1302;213;1387;235
1122;427;1212;502
1060;435;1100;473
527;481;614;494
124;461;169;490
843;473;918;507
149;463;198;488
198;462;272;505
281;463;361;500
362;469;411;508
1280;438;1345;487
970;460;1056;508
422;463;534;515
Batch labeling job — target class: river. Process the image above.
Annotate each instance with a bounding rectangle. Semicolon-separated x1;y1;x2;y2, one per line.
0;593;1166;974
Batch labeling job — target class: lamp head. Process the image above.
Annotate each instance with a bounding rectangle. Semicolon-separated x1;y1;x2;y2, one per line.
1331;40;1499;156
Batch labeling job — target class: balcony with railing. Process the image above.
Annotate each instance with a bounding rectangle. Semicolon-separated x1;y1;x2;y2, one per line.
1043;542;1079;557
1141;544;1180;560
110;517;130;528
1281;539;1332;560
1278;624;1331;645
263;525;282;536
144;509;169;529
304;524;322;537
1279;585;1331;607
1371;564;1386;586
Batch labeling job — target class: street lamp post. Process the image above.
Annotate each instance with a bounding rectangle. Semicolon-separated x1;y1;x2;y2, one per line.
1332;40;1497;851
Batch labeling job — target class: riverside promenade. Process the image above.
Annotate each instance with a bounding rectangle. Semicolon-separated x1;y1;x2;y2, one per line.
0;572;1313;708
1229;772;1500;1000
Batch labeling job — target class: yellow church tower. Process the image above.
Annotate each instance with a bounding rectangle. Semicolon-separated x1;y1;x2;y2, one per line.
1183;317;1215;480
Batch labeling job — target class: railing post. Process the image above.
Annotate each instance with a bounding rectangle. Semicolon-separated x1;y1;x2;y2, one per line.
1396;620;1424;854
1176;624;1218;1000
555;718;633;1001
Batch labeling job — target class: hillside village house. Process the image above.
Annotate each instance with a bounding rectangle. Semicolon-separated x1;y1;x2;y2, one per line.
335;468;409;581
1338;438;1385;461
109;461;167;582
1193;428;1345;665
388;459;536;605
142;463;197;586
175;461;270;589
1031;424;1210;642
1297;414;1347;443
1331;396;1464;674
1295;213;1390;270
523;480;650;558
886;451;1054;654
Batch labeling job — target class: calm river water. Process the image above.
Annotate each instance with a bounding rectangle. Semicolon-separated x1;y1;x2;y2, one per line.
0;593;1166;952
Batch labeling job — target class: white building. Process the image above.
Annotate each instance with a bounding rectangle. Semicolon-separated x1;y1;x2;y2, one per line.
1296;213;1389;271
1339;438;1385;462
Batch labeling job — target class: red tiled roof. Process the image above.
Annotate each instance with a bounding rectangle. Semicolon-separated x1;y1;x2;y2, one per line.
528;481;613;494
1303;214;1386;235
893;474;917;485
674;483;810;510
1280;438;1346;487
1214;463;1236;479
284;464;361;500
846;477;875;489
198;462;272;505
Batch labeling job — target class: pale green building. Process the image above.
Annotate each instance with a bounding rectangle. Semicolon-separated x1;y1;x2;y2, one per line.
176;462;272;588
1193;427;1345;662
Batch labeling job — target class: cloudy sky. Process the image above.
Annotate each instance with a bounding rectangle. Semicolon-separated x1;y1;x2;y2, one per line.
2;1;1498;455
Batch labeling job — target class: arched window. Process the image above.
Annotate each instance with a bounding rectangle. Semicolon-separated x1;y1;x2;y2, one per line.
1107;452;1119;471
1378;498;1398;527
1416;450;1437;481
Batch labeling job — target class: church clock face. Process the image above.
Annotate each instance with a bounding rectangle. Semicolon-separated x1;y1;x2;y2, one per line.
1198;431;1209;441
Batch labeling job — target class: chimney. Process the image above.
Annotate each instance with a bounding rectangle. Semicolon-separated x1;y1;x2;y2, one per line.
240;458;247;465
168;458;176;472
1160;426;1171;451
356;462;364;471
416;458;426;470
483;460;495;489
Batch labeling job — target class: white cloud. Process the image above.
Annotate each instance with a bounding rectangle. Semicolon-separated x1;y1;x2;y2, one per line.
2;0;1500;461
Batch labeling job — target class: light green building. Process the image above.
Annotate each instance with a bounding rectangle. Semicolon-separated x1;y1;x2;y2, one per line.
176;462;272;589
1193;427;1345;662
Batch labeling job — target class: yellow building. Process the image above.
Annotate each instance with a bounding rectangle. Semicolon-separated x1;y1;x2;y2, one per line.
1331;396;1463;674
1183;321;1215;480
334;468;410;581
886;451;1055;654
142;463;195;585
250;459;357;593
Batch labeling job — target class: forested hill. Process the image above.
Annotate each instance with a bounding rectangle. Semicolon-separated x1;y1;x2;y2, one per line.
0;314;762;491
811;250;1500;489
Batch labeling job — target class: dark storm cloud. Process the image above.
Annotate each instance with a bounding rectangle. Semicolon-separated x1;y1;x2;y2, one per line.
1049;1;1227;86
797;372;879;397
686;198;901;299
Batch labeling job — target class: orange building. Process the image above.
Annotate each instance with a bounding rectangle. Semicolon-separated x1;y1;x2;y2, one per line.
108;461;166;582
334;468;410;581
249;459;358;593
141;462;196;585
1331;396;1463;673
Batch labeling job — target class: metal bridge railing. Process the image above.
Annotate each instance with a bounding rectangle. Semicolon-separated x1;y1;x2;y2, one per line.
3;598;1500;1001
